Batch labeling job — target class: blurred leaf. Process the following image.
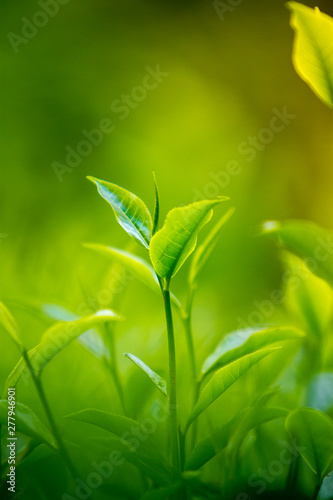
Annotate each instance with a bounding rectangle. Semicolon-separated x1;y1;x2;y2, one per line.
189;207;235;286
87;176;152;248
41;303;108;359
201;326;304;378
186;347;280;432
84;244;159;292
0;301;24;350
229;406;288;455
152;171;160;236
0;400;56;448
319;472;333;500
141;483;183;500
262;220;333;288
66;409;173;483
307;373;333;412
282;252;333;338
4;309;122;392
186;405;287;471
124;353;167;397
84;243;182;312
287;2;333;108
4;345;40;395
286;408;333;481
150;198;228;281
186;417;237;471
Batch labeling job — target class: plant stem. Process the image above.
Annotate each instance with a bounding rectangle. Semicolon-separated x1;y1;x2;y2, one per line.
182;315;197;388
182;286;199;450
104;323;127;415
22;350;78;480
162;285;180;471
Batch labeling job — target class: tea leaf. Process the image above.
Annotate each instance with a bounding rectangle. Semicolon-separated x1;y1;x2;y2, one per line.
4;309;122;391
186;406;287;471
262;220;333;288
84;243;183;312
84;244;159;292
186;347;280;432
0;301;24;350
87;176;152;248
124;353;167;397
0;399;56;448
150;198;228;282
66;409;172;481
286;408;333;481
201;326;304;378
287;2;333;108
189;207;235;286
41;303;108;359
141;483;183;500
281;252;333;339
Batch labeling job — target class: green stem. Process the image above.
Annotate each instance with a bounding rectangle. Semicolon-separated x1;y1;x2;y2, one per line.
182;285;199;451
182;315;197;387
162;285;180;471
22;350;78;480
104;323;127;415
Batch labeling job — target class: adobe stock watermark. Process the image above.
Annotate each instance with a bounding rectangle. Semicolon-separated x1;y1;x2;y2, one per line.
52;65;169;183
213;0;245;21
236;439;304;499
237;233;333;329
7;0;71;54
0;234;8;244
61;399;173;500
193;107;296;202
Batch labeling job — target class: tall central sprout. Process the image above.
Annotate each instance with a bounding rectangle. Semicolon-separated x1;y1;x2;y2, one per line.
87;175;227;469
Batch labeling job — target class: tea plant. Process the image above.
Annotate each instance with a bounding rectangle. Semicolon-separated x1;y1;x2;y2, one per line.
1;2;333;499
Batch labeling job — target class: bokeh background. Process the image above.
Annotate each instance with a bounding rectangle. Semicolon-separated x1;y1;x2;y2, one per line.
1;1;333;495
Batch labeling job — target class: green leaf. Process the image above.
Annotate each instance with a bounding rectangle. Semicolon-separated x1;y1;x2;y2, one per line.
286;408;333;481
0;301;24;350
185;347;280;433
84;244;159;292
3;309;122;391
262;220;333;288
152;171;160;236
84;243;183;313
66;409;173;482
287;2;333;108
124;353;167;397
186;406;287;471
4;346;40;394
150;198;228;282
141;483;183;500
201;326;304;378
229;406;288;456
185;417;237;471
41;303;109;359
87;176;152;248
189;207;235;286
281;252;333;338
0;400;56;448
